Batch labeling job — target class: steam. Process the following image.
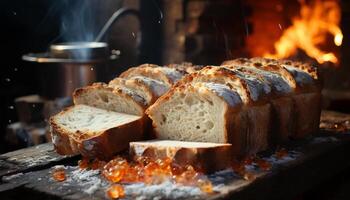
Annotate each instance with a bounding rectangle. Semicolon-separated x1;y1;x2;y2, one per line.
49;0;122;59
60;0;99;42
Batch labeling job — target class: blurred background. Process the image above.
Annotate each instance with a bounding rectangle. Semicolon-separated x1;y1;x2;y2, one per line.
0;0;349;154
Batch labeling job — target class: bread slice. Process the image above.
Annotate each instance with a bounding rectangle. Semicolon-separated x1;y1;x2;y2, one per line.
146;81;270;156
50;105;144;160
130;140;232;173
73;83;146;116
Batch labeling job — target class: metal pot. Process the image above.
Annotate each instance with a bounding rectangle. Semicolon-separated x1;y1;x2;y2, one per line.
22;42;110;99
22;8;140;99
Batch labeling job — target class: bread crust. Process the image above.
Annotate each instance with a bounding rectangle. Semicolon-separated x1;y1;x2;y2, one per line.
109;78;155;105
120;64;185;86
50;106;145;160
130;140;232;173
166;62;203;74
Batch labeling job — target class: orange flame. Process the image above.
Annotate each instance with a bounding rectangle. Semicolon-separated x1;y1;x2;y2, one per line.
264;0;343;64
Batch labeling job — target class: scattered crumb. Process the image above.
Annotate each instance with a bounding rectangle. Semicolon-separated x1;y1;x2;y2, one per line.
124;181;203;200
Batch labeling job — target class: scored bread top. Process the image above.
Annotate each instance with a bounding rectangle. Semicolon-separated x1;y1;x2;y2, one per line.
222;57;319;92
224;65;293;95
220;66;272;101
250;57;319;80
249;57;320;86
196;82;243;107
166;62;204;74
129;76;170;97
174;67;251;104
109;77;154;105
120;64;186;86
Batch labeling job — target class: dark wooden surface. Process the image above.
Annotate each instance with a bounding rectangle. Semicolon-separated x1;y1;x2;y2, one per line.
0;143;76;179
1;110;350;200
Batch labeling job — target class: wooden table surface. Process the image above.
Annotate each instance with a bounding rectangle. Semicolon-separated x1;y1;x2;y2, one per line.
0;110;350;200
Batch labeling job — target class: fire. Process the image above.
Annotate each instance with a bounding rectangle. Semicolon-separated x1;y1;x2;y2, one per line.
264;0;343;64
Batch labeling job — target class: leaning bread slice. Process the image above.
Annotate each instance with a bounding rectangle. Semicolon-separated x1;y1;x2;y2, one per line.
50;105;144;160
73;83;146;116
130;140;232;173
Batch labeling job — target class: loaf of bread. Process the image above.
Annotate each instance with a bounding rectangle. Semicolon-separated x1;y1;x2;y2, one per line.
146;58;321;156
130;140;232;173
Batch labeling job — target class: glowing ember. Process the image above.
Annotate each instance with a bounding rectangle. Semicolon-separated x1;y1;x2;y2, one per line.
107;184;125;199
264;0;343;64
99;156;214;194
52;167;66;182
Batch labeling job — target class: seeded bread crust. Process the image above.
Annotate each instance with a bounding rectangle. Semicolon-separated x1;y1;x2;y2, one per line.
130;140;233;173
50;105;145;160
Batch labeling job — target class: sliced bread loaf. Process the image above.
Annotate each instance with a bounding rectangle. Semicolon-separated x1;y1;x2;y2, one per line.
130;140;232;173
50;104;144;160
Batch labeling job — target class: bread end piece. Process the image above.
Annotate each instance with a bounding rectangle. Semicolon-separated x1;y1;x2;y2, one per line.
50;105;145;160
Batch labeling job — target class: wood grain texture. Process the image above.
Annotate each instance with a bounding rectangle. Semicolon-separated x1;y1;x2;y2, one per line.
0;143;77;179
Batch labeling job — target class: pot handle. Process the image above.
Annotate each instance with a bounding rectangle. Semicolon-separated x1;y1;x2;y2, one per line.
95;7;140;42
